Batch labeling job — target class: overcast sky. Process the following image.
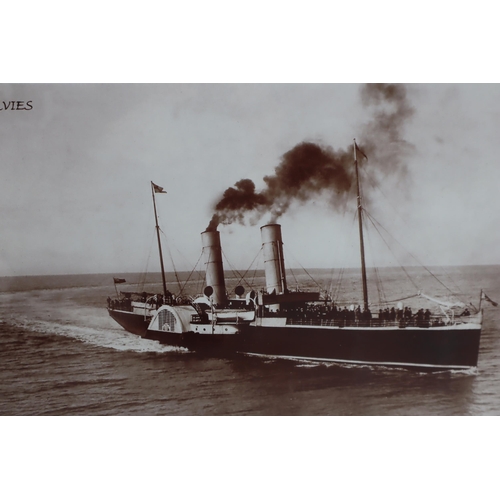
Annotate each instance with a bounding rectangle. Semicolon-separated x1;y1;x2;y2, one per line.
1;83;499;276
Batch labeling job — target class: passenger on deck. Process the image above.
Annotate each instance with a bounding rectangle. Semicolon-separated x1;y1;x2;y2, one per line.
355;305;361;321
404;307;412;319
390;307;396;321
416;308;424;325
362;308;372;323
157;294;164;309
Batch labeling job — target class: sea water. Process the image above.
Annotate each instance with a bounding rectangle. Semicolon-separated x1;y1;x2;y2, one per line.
1;267;499;416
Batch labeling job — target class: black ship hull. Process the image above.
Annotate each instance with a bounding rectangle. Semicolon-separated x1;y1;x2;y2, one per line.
107;308;151;336
148;322;481;370
236;324;481;370
146;329;240;355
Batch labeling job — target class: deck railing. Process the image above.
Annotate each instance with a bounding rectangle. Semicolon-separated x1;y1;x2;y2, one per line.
285;315;475;328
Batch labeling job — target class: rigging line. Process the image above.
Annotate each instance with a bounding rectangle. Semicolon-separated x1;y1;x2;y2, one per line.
178;251;204;296
250;248;264;289
374;266;386;305
281;245;303;289
364;212;387;305
138;228;157;292
362;212;380;303
361;169;466;298
363;211;420;291
220;248;255;291
158;227;182;293
367;224;382;305
328;267;341;301
332;267;345;303
433;264;467;299
358;166;426;282
282;243;323;291
378;293;421;304
362;168;410;227
329;206;358;302
327;202;353;300
158;226;197;276
220;248;239;281
280;245;298;290
331;267;340;300
365;210;458;296
287;263;299;289
331;213;358;303
235;247;263;285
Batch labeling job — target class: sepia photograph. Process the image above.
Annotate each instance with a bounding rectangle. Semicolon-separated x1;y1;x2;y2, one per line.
1;4;499;498
1;82;499;417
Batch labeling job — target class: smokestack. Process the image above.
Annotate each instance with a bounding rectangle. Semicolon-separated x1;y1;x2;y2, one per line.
201;230;227;307
260;224;287;295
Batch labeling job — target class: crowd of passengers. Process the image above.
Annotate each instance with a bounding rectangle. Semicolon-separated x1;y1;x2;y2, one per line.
270;303;449;327
107;291;174;311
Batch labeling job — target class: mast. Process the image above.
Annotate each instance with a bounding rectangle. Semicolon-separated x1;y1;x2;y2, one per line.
354;139;369;311
151;181;168;298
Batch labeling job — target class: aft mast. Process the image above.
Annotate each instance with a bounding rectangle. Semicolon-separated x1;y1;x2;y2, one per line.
354;139;369;311
151;181;168;298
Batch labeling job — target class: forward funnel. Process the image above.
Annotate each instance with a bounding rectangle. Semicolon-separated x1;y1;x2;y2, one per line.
201;230;227;307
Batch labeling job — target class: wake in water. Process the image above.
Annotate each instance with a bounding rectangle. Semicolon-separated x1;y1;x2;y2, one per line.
0;287;184;354
8;316;182;353
243;352;479;376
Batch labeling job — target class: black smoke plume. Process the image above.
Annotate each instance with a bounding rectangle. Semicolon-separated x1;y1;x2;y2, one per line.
206;83;414;232
359;83;415;182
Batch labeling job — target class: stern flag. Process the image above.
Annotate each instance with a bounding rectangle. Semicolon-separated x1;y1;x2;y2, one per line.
355;143;368;160
113;278;126;284
152;182;167;194
482;291;498;307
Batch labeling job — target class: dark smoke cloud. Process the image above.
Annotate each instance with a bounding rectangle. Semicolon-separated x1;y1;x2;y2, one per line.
206;83;414;232
359;83;415;182
206;143;353;231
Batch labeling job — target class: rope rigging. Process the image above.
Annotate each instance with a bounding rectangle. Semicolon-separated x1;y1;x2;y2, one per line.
178;251;205;297
158;227;182;293
246;248;264;290
221;248;259;293
328;181;356;301
364;210;459;297
328;208;359;304
282;243;324;293
137;228;156;293
360;167;469;301
363;210;421;291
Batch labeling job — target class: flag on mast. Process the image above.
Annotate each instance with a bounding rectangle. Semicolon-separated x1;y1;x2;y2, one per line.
355;142;368;160
152;182;167;194
481;291;498;307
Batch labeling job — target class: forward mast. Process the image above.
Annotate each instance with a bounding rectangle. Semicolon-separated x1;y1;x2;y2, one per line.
151;181;168;298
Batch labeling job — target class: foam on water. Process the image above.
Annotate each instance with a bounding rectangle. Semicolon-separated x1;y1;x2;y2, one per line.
8;316;183;353
242;351;479;376
0;288;184;354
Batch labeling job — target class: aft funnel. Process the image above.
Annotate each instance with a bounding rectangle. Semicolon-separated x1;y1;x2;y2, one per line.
260;224;287;295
